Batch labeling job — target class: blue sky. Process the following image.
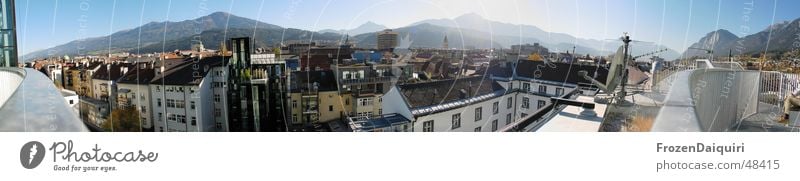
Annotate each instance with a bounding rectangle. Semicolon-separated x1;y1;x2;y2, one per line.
16;0;800;56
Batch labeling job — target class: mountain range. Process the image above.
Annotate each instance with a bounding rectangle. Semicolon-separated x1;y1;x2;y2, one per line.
318;21;388;36
27;11;799;62
683;19;800;58
22;12;342;61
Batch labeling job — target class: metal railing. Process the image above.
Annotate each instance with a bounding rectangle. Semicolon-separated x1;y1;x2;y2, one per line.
758;71;800;112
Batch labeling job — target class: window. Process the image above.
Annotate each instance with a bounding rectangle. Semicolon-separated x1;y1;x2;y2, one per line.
359;98;373;106
491;120;498;131
474;127;482;132
555;87;564;96
521;113;528;118
175;101;185;109
158;113;163;121
176;115;186;123
451;113;461;129
538;85;547;94
141;106;146;113
214;94;220;103
191;117;197;126
492;102;499;115
522;97;530;109
167;114;176;122
507;97;512;109
157;98;162;107
423;120;434;132
537;100;547;109
474;107;482;121
378;109;382;115
69;100;74;104
190;101;195;109
292;100;297;108
329;105;333;112
522;83;530;92
156;86;161;92
215;108;221;117
506;113;512;125
166;99;175;108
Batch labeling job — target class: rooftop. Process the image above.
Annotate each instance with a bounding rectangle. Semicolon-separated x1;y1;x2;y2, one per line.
397;76;504;116
506;60;610;85
117;62;157;85
150;56;228;85
91;63;132;81
534;95;606;132
348;114;411;132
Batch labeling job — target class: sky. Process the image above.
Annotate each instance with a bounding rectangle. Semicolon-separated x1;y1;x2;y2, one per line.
15;0;800;56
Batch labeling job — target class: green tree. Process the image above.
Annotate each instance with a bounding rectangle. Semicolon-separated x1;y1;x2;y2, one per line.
102;107;141;132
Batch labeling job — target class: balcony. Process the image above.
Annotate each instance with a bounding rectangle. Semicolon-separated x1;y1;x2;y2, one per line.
0;68;88;131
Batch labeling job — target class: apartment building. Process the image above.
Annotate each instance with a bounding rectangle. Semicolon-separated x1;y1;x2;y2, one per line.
150;56;226;132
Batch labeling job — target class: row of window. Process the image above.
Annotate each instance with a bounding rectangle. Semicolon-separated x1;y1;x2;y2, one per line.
427;112;516;132
155;86;190;93
521;97;547;109
161;113;198;126
521;83;565;96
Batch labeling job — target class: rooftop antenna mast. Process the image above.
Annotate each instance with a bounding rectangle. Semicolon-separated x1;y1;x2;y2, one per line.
578;32;633;105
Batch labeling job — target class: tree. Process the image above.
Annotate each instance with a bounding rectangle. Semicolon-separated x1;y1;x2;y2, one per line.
102;107;141;132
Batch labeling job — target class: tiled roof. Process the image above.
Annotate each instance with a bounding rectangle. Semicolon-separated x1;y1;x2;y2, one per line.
398;76;503;110
514;60;609;85
149;56;228;85
91;63;133;81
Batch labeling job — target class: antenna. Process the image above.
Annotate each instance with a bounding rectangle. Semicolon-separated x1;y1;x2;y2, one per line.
632;48;669;62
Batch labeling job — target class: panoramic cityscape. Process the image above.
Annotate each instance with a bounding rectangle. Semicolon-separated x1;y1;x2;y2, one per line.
2;0;800;132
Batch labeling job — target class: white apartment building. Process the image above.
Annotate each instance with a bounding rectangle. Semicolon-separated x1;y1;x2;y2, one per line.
373;60;608;132
116;61;158;131
149;57;226;132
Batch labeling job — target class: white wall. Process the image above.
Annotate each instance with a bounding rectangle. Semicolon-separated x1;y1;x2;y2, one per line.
150;72;216;132
117;83;152;130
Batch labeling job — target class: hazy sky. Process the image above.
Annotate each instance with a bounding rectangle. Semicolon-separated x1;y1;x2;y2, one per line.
16;0;800;56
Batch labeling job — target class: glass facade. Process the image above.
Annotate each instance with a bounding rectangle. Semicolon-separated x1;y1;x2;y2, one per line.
0;0;16;67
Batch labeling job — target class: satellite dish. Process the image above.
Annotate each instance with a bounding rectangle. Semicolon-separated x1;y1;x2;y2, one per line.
578;45;625;94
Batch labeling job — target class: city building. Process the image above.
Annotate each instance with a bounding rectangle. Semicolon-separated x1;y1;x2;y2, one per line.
364;59;610;132
0;0;17;67
116;58;159;131
226;37;289;132
288;70;342;130
376;29;398;50
150;56;226;132
61;89;79;116
91;63;131;109
380;76;512;132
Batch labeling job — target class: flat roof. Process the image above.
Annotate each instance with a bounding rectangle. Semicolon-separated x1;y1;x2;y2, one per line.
535;95;606;132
